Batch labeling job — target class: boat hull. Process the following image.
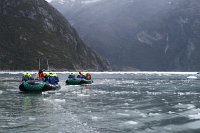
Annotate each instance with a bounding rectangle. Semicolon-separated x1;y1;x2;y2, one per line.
19;80;60;92
66;79;93;85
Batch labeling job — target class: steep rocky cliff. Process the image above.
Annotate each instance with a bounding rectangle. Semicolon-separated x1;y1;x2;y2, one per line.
0;0;109;71
50;0;200;71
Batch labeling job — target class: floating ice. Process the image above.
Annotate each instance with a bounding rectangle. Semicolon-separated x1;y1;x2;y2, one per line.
148;113;160;116
139;113;147;118
29;117;36;121
187;104;195;109
54;99;66;103
55;93;62;95
117;113;130;117
124;103;129;106
188;113;200;120
124;121;138;125
175;103;195;109
168;111;175;114
43;98;50;101
77;94;90;97
91;116;102;121
187;76;198;79
42;92;48;95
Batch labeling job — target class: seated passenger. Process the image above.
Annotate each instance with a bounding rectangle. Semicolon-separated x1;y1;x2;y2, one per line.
37;69;45;79
22;72;33;81
54;73;59;84
43;72;50;82
68;73;75;79
48;73;56;85
77;72;86;79
85;73;91;80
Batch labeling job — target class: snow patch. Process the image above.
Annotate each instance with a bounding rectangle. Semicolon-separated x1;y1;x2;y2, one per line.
58;0;65;4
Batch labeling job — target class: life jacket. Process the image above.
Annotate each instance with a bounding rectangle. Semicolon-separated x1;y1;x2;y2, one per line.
22;72;33;81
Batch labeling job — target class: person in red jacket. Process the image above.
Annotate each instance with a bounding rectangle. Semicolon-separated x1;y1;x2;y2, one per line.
37;69;45;79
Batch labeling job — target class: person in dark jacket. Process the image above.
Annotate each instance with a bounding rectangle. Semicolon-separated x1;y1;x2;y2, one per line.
54;74;59;84
68;73;75;79
77;72;86;79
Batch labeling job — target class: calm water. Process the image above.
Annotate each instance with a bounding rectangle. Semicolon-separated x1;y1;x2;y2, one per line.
1;72;200;133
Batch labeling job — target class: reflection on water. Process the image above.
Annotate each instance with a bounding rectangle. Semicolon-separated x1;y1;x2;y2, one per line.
0;72;200;133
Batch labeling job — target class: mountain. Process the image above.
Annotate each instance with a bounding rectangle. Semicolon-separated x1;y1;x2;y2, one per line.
50;0;200;71
0;0;109;71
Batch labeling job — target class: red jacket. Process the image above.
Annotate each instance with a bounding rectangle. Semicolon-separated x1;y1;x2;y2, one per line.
38;73;45;78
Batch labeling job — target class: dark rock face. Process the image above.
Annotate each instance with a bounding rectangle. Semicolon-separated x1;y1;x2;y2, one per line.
50;0;200;71
0;0;109;71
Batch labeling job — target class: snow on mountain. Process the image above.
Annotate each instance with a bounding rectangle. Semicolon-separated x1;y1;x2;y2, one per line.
50;0;102;5
81;0;101;4
45;0;53;2
46;0;65;4
50;0;200;71
58;0;65;4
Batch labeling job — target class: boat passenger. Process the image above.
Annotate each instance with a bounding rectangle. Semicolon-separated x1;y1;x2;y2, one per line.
44;72;50;82
53;73;59;84
77;72;85;79
47;73;59;85
22;72;34;81
68;73;75;79
37;69;45;79
85;73;91;80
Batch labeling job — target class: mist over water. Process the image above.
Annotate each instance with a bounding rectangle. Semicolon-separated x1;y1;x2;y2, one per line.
0;72;200;133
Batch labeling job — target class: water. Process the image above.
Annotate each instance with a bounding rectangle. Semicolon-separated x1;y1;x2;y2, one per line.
1;72;200;133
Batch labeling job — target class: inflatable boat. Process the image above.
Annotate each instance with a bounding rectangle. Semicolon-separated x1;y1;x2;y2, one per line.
66;78;93;85
19;80;61;92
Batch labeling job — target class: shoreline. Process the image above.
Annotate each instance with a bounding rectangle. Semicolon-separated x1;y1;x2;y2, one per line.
0;71;198;75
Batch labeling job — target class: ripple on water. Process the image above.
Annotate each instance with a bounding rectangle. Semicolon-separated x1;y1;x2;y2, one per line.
2;72;200;133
